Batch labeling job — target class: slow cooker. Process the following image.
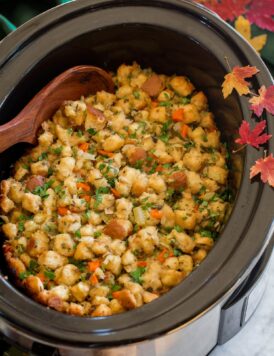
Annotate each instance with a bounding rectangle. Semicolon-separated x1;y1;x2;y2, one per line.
0;1;273;355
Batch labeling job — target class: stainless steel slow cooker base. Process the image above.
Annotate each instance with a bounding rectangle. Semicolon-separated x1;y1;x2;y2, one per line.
0;0;273;354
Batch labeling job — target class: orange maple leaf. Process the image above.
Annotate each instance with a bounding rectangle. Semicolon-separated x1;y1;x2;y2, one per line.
222;65;259;98
250;154;274;187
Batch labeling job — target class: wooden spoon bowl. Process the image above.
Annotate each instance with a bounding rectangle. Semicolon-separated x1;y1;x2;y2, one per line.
0;65;115;153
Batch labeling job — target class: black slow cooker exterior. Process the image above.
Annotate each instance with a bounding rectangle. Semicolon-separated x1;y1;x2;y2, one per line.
0;0;273;350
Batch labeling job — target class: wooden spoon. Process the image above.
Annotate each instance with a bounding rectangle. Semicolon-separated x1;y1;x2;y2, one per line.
0;65;115;153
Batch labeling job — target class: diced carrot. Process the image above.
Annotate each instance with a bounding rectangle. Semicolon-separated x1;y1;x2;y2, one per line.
47;281;55;289
82;195;91;202
137;261;147;267
150;209;163;219
111;188;121;198
36;272;46;283
157;248;173;263
58;207;69;216
151;101;158;108
156;165;163;172
90;273;99;285
172;108;185;122
180;124;189;138
78;142;89;152
76;182;91;192
98;150;114;158
112;291;121;299
88;260;101;272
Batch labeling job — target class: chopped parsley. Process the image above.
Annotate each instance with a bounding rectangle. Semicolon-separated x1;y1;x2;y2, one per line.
22;164;29;170
37;152;48;161
68;258;87;272
44;270;55;281
99;163;106;171
159;101;172;107
129;132;137;139
148;162;158;174
19;259;40;280
54;185;66;198
94;231;102;238
179;97;191;105
106;177;116;188
19;271;31;280
200;230;213;238
159;120;172;143
94;186;110;208
75;229;81;238
33;179;54;199
29;260;39;273
87;128;97;136
134;160;143;170
130;266;146;284
52;146;63;155
111;284;122;291
44;223;58;234
184;140;195;150
47;167;54;176
83;210;91;221
174;225;183;232
133;90;141;99
18;221;24;233
219;188;233;203
17;214;33;233
173;248;183;257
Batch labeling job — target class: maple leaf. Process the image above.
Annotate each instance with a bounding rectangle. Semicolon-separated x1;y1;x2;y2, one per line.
235;16;267;53
246;0;274;32
195;0;251;22
235;120;272;148
250;154;274;187
222;65;259;98
249;85;274;117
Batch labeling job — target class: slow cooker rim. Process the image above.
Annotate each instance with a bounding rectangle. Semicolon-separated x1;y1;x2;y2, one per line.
0;0;273;345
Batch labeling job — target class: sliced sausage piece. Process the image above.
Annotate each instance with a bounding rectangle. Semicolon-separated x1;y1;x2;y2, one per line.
48;296;64;312
87;105;105;120
128;147;147;166
26;175;45;192
169;171;187;190
141;75;164;97
103;219;132;240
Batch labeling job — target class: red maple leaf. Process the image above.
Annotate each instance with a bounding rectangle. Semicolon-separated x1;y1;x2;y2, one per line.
235;120;272;148
196;0;251;22
250;154;274;187
246;0;274;32
249;85;274;117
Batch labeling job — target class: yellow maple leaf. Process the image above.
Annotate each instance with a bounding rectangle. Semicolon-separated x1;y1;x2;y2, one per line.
235;16;267;53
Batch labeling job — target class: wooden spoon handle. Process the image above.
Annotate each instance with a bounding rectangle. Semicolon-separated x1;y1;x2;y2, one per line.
0;65;114;153
0;116;35;152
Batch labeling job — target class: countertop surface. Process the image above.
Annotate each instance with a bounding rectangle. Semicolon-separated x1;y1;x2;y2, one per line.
211;249;274;356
